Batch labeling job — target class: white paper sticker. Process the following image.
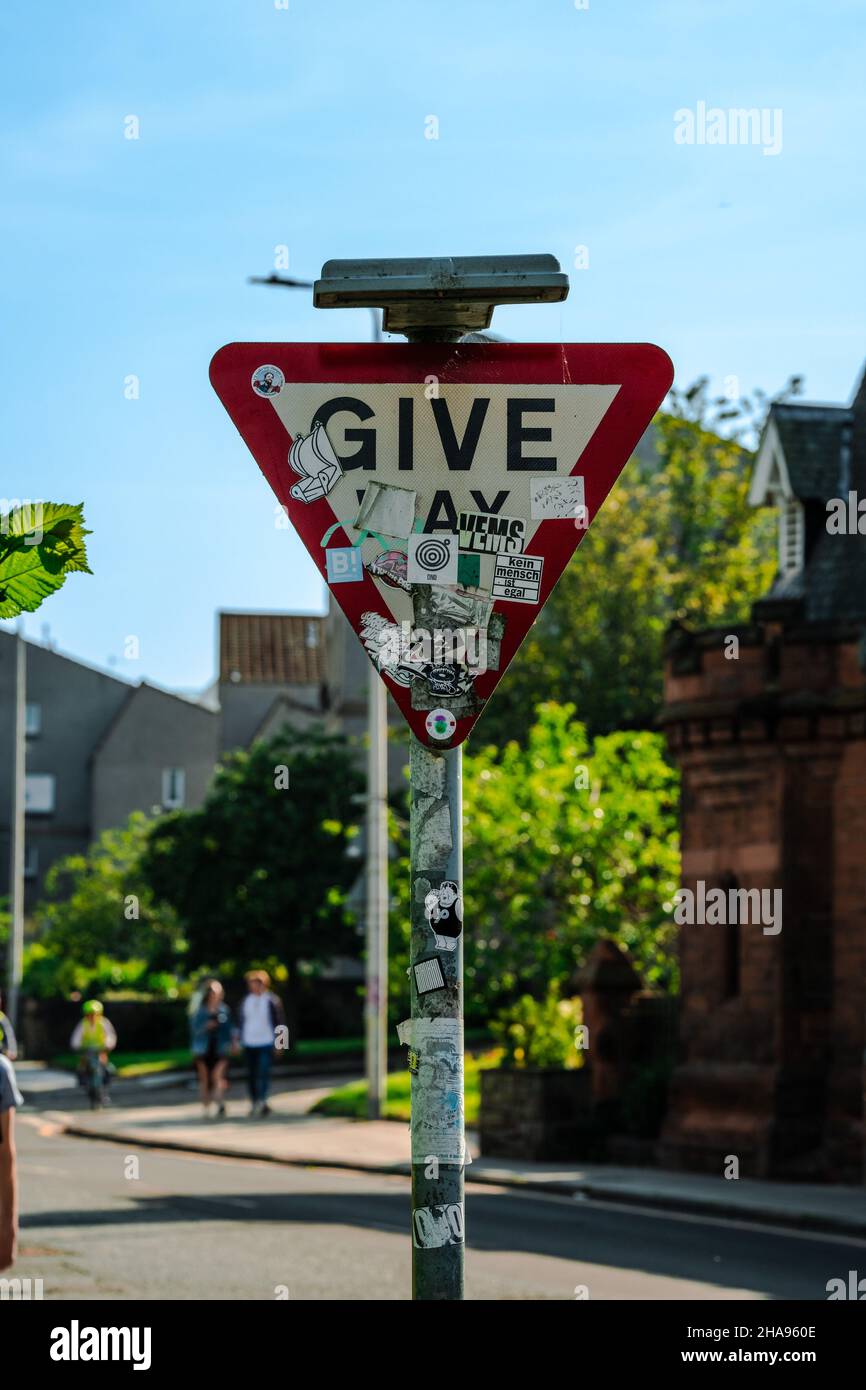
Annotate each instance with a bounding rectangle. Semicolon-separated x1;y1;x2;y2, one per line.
410;1018;464;1164
492;554;544;603
458;509;526;556
407;533;459;584
354;481;417;540
530;475;585;519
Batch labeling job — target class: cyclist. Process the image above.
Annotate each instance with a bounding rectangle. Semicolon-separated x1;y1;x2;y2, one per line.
70;1001;117;1100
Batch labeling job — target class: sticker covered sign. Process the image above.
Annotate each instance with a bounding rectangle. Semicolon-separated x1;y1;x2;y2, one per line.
210;342;672;747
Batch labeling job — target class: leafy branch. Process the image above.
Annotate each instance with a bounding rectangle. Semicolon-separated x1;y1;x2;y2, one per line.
0;502;91;617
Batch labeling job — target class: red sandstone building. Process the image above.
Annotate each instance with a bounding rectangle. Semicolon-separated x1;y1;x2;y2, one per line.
659;366;866;1183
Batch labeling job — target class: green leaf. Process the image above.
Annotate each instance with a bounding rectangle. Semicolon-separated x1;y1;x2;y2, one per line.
0;502;92;616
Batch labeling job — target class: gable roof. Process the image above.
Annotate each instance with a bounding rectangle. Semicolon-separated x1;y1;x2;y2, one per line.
219;611;325;684
752;404;852;506
750;376;866;626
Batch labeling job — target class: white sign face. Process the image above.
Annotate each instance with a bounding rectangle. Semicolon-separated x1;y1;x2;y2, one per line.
269;380;619;626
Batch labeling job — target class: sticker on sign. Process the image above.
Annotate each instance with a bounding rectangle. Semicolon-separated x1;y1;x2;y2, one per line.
210;342;673;748
492;554;544;603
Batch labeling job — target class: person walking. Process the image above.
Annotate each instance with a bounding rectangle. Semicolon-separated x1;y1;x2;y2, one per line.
190;980;234;1118
0;1051;22;1270
0;991;18;1061
237;971;284;1117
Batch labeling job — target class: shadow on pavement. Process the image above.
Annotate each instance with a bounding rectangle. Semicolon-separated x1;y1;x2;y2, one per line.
21;1185;853;1299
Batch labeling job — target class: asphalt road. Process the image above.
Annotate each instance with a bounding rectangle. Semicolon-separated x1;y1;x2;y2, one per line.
12;1113;864;1301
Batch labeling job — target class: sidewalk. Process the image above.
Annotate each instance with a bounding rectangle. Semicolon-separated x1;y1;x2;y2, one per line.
40;1078;866;1241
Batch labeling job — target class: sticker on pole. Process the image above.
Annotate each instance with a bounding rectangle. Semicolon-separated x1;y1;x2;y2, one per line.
210;342;673;747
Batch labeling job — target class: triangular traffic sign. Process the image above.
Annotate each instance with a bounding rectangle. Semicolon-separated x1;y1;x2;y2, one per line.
210;343;673;748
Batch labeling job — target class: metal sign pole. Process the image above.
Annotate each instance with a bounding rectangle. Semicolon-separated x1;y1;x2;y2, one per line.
365;663;388;1118
409;737;464;1299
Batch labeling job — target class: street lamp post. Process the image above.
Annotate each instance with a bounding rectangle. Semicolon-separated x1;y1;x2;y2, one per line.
249;272;388;1119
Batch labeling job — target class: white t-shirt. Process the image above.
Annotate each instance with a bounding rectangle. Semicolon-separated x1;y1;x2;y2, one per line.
241;994;274;1047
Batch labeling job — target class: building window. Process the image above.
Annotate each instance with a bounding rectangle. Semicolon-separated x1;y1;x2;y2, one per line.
25;773;55;815
24;844;38;880
25;703;41;737
779;497;804;577
721;874;741;1000
162;767;186;810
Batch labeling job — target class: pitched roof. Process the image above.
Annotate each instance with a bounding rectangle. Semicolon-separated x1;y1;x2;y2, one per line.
752;381;866;626
769;404;853;500
219;612;325;684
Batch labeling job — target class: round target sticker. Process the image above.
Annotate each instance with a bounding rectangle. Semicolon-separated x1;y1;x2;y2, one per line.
426;708;457;741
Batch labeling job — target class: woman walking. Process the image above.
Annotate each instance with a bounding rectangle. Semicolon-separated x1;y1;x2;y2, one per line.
190;980;233;1118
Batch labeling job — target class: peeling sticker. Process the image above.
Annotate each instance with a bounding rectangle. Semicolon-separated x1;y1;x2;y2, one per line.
354;481;417;540
410;1019;464;1165
396;1019;413;1046
530;475;585;519
412;1202;464;1249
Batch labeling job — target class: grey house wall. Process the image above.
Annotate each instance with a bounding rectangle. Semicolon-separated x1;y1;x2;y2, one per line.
0;632;131;908
218;680;322;751
92;682;218;835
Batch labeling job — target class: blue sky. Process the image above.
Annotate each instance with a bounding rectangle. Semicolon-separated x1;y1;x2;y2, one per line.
2;0;864;692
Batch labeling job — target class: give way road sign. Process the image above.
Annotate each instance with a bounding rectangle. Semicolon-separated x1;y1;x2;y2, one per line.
210;341;673;748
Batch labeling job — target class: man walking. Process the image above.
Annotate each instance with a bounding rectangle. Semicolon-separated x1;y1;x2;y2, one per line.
237;971;285;1117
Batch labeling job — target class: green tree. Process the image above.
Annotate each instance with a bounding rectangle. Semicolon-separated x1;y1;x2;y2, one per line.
389;702;680;1021
475;403;776;742
142;726;364;992
27;812;180;997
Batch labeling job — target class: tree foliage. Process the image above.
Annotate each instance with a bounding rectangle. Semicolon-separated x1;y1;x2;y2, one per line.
142;726;364;976
26;812;179;997
389;702;681;1022
475;399;776;742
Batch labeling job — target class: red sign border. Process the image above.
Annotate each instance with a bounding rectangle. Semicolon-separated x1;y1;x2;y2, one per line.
210;342;673;747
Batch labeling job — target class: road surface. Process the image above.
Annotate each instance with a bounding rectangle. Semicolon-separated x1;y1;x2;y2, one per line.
12;1113;862;1300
